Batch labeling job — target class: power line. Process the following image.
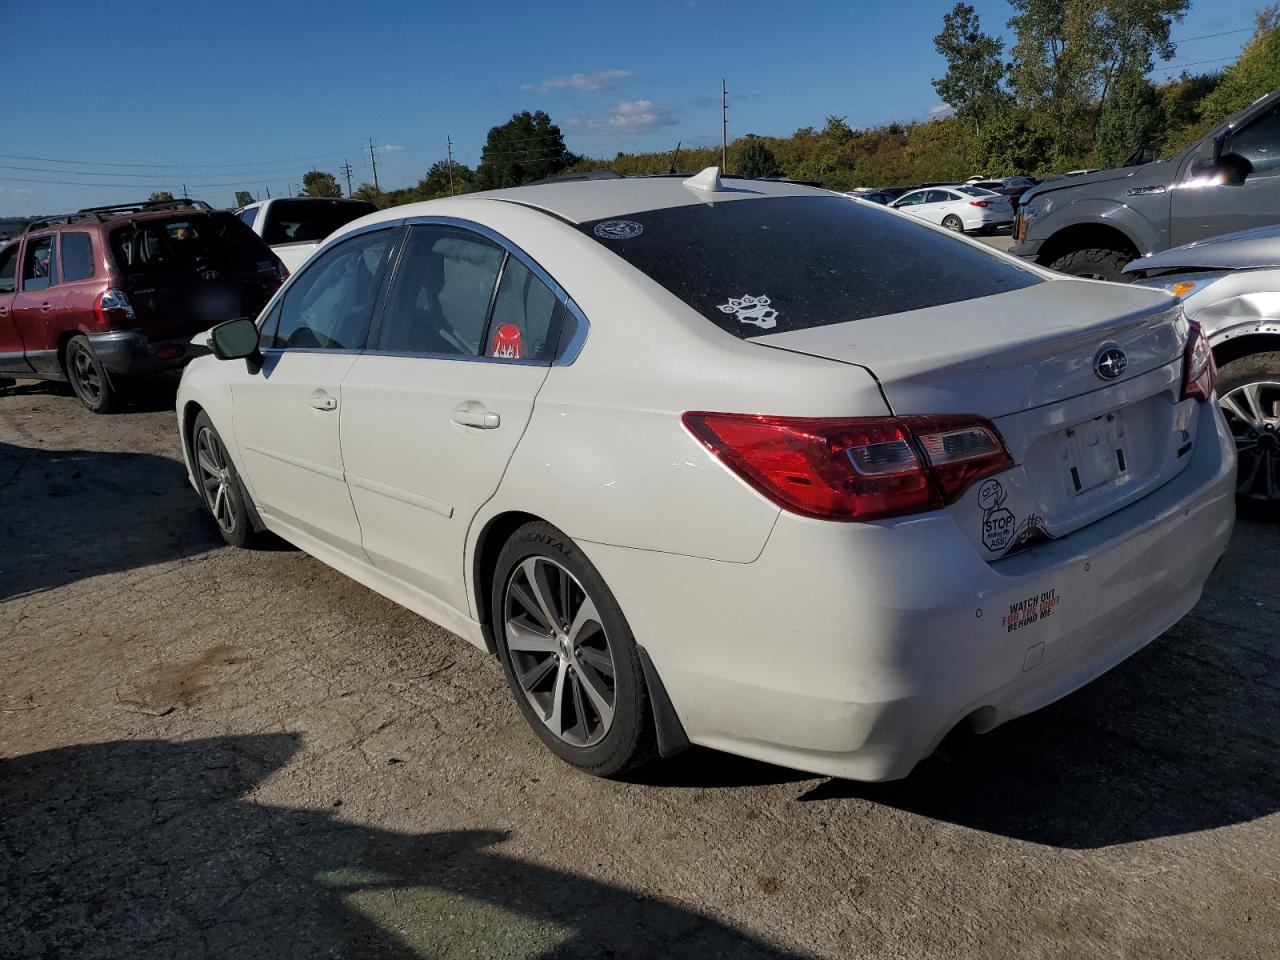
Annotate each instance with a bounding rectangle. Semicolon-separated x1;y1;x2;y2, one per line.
1152;55;1237;72
1172;26;1253;43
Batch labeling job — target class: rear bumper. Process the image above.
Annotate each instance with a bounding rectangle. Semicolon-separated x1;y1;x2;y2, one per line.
581;401;1237;781
88;331;208;377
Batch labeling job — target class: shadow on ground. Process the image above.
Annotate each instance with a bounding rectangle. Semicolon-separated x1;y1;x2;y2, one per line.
0;438;221;600
0;735;805;959
802;519;1280;849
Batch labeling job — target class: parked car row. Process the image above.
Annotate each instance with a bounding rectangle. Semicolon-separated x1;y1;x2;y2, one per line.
0;196;378;412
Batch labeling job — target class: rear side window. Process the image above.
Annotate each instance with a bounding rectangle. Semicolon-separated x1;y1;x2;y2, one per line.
578;195;1040;339
238;208;259;229
377;225;504;356
22;235;56;291
486;257;560;359
0;244;16;293
262;200;379;246
110;213;273;278
61;232;94;282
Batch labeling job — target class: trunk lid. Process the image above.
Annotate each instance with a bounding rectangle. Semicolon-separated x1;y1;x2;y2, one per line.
754;279;1200;556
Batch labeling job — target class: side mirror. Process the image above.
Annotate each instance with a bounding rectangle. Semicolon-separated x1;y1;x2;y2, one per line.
209;317;262;362
1191;150;1252;186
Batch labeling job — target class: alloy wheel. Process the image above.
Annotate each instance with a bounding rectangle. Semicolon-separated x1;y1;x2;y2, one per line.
1220;380;1280;502
71;348;102;403
195;426;238;533
503;556;617;747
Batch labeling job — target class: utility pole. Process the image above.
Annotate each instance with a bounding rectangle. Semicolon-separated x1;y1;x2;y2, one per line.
721;79;728;173
181;183;188;200
340;159;354;197
368;138;381;192
446;136;455;196
265;185;271;199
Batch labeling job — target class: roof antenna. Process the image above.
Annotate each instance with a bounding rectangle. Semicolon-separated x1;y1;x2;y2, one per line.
683;166;724;193
666;140;682;175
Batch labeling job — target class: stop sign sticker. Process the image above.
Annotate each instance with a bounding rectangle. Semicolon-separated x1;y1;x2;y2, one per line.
490;323;523;359
982;507;1015;552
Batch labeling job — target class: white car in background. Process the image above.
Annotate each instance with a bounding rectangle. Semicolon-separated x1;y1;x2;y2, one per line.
179;169;1235;782
235;197;378;274
891;185;1015;234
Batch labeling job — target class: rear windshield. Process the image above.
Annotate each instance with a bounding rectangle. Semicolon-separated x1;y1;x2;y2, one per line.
110;213;273;278
578;195;1040;338
262;199;378;246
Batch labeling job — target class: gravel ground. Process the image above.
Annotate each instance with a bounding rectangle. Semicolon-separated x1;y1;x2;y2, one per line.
2;380;1278;960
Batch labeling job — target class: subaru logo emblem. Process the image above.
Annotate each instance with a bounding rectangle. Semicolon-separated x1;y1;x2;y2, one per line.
1093;345;1127;380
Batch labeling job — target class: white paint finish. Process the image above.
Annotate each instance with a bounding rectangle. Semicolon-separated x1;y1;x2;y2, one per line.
339;354;550;613
231;350;364;555
890;186;1016;232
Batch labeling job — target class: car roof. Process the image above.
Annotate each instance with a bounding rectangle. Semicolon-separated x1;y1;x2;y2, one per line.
353;173;825;228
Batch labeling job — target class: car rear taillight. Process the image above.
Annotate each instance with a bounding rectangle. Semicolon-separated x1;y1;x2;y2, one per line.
1013;212;1025;241
968;200;992;208
93;289;135;325
682;412;1013;522
1181;319;1216;402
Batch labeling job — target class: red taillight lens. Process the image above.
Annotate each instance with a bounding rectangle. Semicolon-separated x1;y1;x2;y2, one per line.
682;412;1013;521
969;200;992;207
1181;319;1216;402
93;288;135;325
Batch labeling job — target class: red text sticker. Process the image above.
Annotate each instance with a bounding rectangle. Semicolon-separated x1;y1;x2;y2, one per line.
490;323;523;359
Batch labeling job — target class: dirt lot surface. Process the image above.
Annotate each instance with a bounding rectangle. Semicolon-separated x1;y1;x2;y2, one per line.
2;380;1278;960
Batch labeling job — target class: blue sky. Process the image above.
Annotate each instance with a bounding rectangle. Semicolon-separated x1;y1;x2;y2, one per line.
1;0;1264;215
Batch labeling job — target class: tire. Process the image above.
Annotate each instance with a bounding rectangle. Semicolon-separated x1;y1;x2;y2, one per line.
942;215;965;233
0;377;15;389
1047;246;1133;282
491;521;658;778
1216;352;1280;516
65;335;119;413
191;411;261;548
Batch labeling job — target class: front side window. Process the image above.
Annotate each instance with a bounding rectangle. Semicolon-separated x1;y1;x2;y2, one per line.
895;192;926;207
579;195;1041;340
0;244;17;294
61;232;95;282
1224;103;1280;176
22;235;56;291
377;225;504;356
267;229;395;350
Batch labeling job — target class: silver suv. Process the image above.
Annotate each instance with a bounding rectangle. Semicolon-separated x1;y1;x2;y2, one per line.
1012;90;1280;281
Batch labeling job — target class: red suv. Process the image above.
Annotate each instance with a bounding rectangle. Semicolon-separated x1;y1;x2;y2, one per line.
0;199;283;412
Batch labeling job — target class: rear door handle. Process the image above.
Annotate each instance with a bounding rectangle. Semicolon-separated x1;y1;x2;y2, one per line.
309;391;338;411
451;407;500;429
39;302;51;312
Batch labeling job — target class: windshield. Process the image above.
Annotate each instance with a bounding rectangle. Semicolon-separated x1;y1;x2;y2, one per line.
262;199;378;246
578;195;1040;339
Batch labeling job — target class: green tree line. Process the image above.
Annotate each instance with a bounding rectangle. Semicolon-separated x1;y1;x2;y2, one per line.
264;4;1277;209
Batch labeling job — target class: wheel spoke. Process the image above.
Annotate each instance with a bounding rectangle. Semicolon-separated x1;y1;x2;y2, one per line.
1243;383;1268;426
505;619;557;654
1220;393;1254;426
520;558;561;632
508;581;552;632
545;659;568;735
570;672;590;731
212;485;226;524
577;645;614;677
573;661;614;728
519;654;557;692
197;451;219;476
566;595;600;646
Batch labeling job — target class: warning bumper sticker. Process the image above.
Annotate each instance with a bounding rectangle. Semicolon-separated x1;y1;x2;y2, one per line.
1002;589;1060;633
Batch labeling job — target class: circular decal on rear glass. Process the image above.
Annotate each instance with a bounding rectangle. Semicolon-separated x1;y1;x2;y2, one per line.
593;219;644;240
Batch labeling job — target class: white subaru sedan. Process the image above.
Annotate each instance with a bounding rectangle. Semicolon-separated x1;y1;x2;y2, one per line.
177;169;1236;781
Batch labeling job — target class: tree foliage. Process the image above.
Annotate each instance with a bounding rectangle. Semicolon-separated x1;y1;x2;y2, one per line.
234;190;255;208
476;111;576;189
147;191;174;203
419;159;474;196
1095;73;1163;166
1196;11;1280;125
932;4;1009;128
301;170;342;198
736;135;783;178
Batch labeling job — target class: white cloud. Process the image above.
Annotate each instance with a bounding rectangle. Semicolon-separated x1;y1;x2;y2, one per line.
521;69;632;93
378;143;405;153
607;99;678;134
928;103;953;117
